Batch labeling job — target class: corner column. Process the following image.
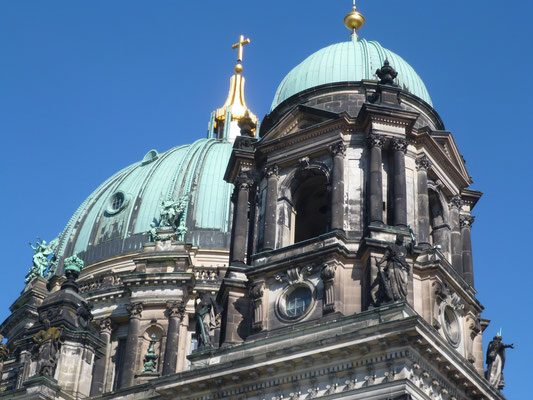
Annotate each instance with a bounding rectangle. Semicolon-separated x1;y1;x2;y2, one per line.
415;156;432;247
330;142;346;232
450;196;463;274
90;318;112;396
391;138;408;229
119;303;143;388
366;135;386;226
231;174;253;265
460;215;475;286
162;301;185;376
262;164;279;250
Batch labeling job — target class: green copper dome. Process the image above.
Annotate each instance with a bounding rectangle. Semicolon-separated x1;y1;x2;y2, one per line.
271;38;432;110
55;138;233;271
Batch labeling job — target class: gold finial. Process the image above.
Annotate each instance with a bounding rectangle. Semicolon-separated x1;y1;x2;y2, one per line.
232;35;251;74
343;0;365;39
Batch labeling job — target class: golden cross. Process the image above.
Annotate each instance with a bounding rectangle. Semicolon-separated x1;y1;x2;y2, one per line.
232;35;251;63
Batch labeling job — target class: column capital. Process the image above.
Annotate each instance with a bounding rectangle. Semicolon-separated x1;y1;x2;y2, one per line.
329;141;346;157
126;302;143;319
166;301;186;319
460;215;475;228
236;173;255;191
450;195;463;209
391;137;409;153
98;317;113;334
264;164;280;179
366;134;386;149
415;155;432;171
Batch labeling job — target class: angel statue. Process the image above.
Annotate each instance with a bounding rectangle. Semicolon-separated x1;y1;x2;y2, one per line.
25;236;60;283
159;196;187;228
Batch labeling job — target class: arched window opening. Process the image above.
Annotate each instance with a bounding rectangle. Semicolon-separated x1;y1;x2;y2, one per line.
293;173;329;243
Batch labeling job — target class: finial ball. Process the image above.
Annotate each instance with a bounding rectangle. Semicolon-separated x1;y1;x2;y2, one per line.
234;63;243;74
343;7;365;32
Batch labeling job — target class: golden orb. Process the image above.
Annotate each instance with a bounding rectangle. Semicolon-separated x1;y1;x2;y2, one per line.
234;63;243;74
343;6;365;32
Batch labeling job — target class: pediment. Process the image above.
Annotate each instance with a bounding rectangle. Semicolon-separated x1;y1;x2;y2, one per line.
430;131;471;181
261;105;339;143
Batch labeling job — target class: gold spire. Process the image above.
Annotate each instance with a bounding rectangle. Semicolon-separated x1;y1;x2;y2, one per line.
232;35;251;74
214;35;258;137
343;0;365;39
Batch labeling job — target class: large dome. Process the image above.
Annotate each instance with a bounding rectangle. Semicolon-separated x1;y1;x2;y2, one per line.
54;138;234;272
271;38;432;110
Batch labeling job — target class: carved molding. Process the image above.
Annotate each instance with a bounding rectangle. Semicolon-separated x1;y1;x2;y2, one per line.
275;265;315;285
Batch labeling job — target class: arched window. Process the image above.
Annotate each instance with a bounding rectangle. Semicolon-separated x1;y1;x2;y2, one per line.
292;172;329;243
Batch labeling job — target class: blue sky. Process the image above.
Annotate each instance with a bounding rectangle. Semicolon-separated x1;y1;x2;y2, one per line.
1;1;531;397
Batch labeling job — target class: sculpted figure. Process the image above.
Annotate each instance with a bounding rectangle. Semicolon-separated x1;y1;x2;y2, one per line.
25;237;60;283
485;334;514;390
195;293;222;348
159;196;187;228
372;235;411;306
32;319;62;378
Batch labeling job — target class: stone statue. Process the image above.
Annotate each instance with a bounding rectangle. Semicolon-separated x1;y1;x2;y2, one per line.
195;293;222;349
485;334;514;390
141;334;159;374
372;235;411;306
25;236;60;283
32;319;62;379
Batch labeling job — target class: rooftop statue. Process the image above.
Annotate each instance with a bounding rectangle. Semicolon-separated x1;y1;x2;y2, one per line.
148;196;188;242
485;334;514;390
63;255;84;275
25;236;60;283
371;235;411;306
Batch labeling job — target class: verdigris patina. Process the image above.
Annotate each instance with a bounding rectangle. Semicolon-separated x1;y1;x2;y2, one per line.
485;334;514;390
64;255;84;275
147;196;188;242
141;334;159;374
25;236;60;283
195;293;222;349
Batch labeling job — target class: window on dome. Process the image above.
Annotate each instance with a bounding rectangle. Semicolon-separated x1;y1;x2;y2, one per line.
111;192;125;211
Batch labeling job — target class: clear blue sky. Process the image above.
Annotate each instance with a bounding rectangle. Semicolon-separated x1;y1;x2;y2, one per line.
1;1;531;397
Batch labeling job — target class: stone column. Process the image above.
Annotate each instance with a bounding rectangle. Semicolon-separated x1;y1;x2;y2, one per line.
460;215;475;286
329;142;346;232
366;135;386;226
231;174;253;265
119;302;143;388
391;138;408;229
162;301;185;376
90;318;112;397
415;156;432;247
450;196;463;275
262;164;279;250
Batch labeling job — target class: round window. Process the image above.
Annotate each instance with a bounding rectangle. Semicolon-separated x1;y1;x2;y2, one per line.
442;306;460;347
277;284;314;322
106;191;128;215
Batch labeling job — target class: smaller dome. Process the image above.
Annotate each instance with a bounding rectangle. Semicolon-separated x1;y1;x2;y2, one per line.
271;38;432;110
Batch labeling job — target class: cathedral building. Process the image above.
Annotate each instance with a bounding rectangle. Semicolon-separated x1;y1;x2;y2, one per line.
0;3;510;400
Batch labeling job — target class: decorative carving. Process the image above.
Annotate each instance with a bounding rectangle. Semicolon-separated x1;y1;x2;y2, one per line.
460;215;475;228
275;265;315;285
64;255;84;275
415;156;432;171
25;236;60;283
450;195;463;209
140;334;159;374
195;293;222;348
149;196;188;242
249;282;264;332
32;319;62;379
486;334;514;390
344;377;357;391
126;302;143;319
0;342;9;363
320;263;336;314
236;172;255;191
376;59;398;86
365;134;386;149
307;387;319;398
76;301;93;329
391;138;409;153
371;235;411;306
237;111;256;137
98;318;112;333
265;164;280;179
329;141;346;157
298;157;310;169
166;301;186;320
